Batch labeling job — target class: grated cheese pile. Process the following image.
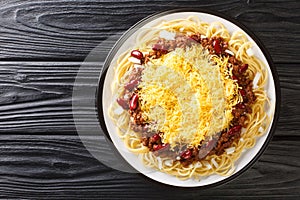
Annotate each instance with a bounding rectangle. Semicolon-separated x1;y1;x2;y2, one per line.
138;44;241;148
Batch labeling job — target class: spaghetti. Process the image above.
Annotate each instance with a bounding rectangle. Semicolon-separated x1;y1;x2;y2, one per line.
108;16;270;180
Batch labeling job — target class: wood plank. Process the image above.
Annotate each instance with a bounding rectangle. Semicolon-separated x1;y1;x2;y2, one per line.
0;0;298;199
0;62;298;136
0;0;298;62
0;135;298;199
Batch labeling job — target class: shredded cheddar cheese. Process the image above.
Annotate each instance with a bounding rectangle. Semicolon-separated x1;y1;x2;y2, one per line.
138;44;241;148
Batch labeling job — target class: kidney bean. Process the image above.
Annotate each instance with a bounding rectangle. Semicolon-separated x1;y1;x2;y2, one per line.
213;39;222;54
152;133;161;142
152;44;163;51
181;149;192;160
129;94;139;110
206;139;217;149
124;79;139;90
153;144;162;151
131;50;143;60
152;44;168;54
116;98;128;109
153;143;169;151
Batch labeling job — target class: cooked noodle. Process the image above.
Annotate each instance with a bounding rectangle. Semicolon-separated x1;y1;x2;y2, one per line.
108;16;270;180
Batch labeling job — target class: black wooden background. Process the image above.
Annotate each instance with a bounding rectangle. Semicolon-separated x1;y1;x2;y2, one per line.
0;0;299;199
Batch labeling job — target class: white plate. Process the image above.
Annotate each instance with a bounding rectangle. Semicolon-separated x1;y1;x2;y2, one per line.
100;9;280;187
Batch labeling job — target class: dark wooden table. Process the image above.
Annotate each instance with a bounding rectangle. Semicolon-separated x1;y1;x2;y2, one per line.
0;0;299;199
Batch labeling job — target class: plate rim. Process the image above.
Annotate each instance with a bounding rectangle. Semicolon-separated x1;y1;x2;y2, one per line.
96;8;281;188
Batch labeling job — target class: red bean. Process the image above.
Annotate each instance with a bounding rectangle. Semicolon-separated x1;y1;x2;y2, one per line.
152;133;161;142
239;64;248;73
153;144;162;151
152;44;163;51
117;98;129;109
213;39;222;54
153;143;169;151
181;149;192;160
153;144;169;151
129;94;139;110
124;79;139;90
206;139;216;149
152;44;168;54
131;50;143;60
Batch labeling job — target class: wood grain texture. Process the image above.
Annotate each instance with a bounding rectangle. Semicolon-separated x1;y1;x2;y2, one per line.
0;0;298;62
0;62;298;137
0;135;298;199
0;0;299;199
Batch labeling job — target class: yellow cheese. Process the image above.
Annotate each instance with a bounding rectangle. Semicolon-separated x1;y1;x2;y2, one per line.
139;44;240;148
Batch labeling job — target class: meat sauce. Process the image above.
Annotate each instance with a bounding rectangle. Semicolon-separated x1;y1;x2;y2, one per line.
117;33;256;167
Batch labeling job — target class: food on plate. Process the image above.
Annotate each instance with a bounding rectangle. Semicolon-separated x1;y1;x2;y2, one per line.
108;16;270;180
